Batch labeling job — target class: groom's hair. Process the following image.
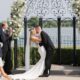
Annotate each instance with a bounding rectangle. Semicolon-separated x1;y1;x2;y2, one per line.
34;25;41;28
2;21;8;28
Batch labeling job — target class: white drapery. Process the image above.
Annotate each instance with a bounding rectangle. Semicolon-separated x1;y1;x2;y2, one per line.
25;28;30;71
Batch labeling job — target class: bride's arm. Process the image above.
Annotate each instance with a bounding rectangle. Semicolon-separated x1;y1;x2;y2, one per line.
30;36;41;43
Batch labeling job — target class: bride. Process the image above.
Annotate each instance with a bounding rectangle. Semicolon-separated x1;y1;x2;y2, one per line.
10;28;46;80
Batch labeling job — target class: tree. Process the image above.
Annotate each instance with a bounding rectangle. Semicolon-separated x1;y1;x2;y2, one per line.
73;0;80;30
28;17;39;28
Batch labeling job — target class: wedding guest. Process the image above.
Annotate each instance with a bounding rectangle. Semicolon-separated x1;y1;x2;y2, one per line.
1;22;13;74
0;24;12;80
1;22;8;60
3;27;13;74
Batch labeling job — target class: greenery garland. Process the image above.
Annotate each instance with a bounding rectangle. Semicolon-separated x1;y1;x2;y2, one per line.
9;0;26;38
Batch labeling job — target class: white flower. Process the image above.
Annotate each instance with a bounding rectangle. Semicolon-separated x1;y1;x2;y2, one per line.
13;30;16;33
9;21;13;25
13;15;16;18
9;0;26;38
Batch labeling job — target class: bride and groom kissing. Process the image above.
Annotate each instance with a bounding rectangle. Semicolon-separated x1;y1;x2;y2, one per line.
10;25;55;80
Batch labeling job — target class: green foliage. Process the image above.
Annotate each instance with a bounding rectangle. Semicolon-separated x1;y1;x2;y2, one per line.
11;47;80;67
61;20;72;27
0;22;2;26
30;47;40;64
11;47;24;68
17;47;24;67
28;17;73;28
30;48;80;65
28;17;39;28
72;0;80;29
43;20;57;28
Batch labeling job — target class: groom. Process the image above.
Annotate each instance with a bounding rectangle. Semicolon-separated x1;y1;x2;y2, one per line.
34;25;55;77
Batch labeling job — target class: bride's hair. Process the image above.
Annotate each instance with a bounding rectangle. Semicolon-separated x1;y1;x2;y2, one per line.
30;28;36;40
30;29;36;35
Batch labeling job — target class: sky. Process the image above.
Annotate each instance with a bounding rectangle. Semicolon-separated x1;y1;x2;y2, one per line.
0;0;13;22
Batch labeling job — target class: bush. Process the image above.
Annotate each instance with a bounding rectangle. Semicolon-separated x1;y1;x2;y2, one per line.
12;47;80;67
30;48;80;66
11;47;24;68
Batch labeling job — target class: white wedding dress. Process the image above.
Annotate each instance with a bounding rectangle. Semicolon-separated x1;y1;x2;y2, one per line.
10;46;46;80
0;57;4;67
0;57;4;80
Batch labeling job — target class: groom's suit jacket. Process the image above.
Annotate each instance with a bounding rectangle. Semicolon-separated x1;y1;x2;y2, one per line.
39;31;55;52
39;31;55;72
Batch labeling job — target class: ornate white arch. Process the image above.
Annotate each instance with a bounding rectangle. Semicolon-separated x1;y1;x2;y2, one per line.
26;0;75;19
25;0;76;71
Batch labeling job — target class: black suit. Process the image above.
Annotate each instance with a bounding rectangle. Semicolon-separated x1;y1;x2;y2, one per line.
2;35;8;61
0;27;6;58
0;27;12;74
39;31;55;74
3;32;12;74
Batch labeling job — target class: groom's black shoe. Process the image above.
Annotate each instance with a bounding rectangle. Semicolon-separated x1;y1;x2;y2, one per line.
44;74;49;77
39;74;49;77
39;69;50;77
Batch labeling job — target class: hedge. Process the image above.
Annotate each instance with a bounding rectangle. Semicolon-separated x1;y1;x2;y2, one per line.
11;47;80;67
30;47;80;66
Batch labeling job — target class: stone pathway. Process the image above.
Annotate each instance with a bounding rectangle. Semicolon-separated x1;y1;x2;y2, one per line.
12;65;80;80
35;76;80;80
35;65;80;80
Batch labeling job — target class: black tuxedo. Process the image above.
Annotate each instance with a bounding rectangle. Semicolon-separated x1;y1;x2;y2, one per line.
3;32;12;74
2;31;9;60
39;31;55;74
0;27;12;74
0;27;6;58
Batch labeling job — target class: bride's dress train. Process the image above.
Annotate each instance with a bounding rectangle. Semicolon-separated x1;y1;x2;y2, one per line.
10;46;46;80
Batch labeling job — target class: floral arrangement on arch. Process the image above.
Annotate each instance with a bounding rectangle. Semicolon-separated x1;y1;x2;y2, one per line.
9;0;26;38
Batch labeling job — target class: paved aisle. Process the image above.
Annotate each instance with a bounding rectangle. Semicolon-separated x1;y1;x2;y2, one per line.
36;76;80;80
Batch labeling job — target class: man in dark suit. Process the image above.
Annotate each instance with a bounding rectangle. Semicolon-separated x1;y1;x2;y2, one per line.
1;22;8;60
0;22;12;80
34;25;55;77
0;25;5;58
3;27;13;74
1;22;13;74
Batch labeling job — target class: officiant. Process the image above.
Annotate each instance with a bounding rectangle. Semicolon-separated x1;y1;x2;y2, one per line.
0;22;12;80
1;22;13;74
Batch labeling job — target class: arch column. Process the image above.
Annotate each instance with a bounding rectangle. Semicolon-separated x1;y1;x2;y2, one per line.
24;17;30;71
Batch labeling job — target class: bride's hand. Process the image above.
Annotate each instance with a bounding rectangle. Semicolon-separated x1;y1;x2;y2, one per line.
31;36;41;43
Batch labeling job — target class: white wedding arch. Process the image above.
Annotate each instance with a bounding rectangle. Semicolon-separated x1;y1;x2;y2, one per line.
25;0;76;71
26;0;75;19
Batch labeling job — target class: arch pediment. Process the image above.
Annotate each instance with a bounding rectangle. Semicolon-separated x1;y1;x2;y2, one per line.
26;0;75;20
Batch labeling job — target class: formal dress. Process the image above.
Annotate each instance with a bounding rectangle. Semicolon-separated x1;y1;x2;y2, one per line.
0;57;3;67
9;46;46;80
